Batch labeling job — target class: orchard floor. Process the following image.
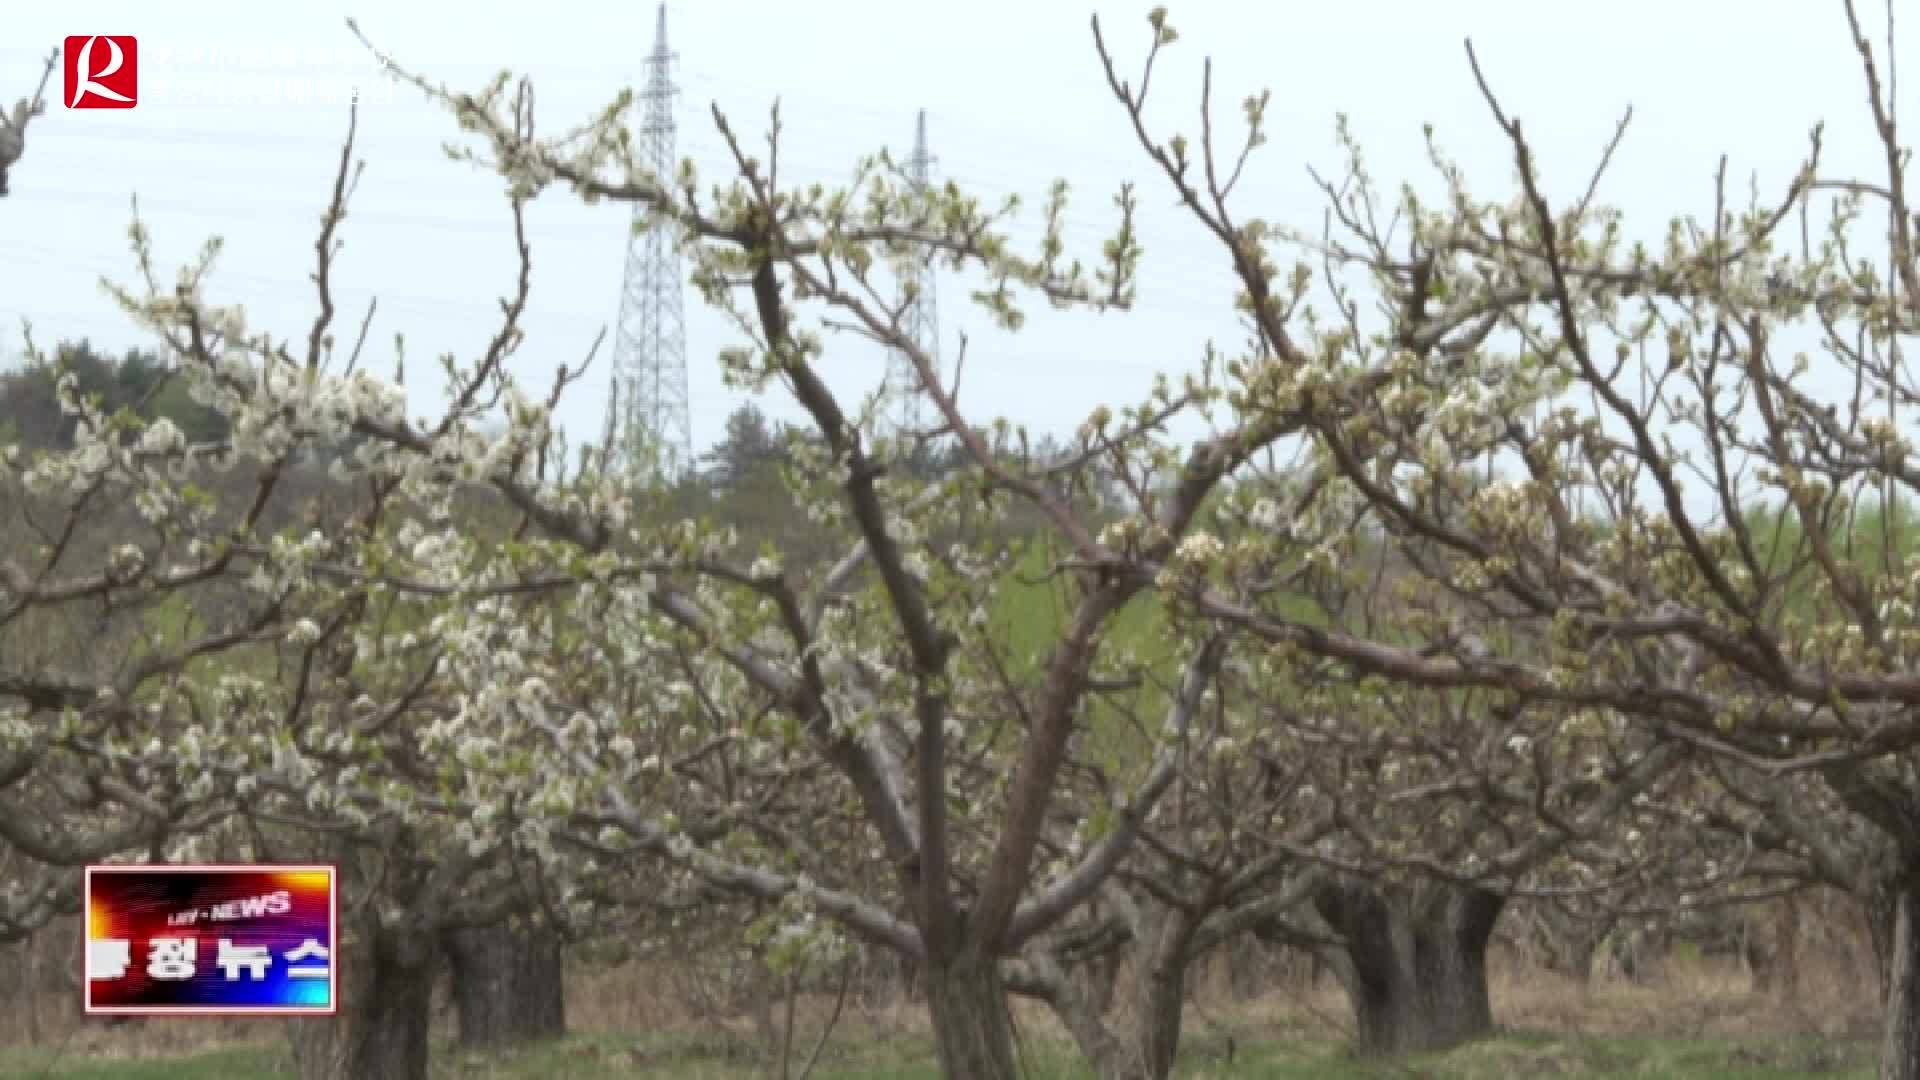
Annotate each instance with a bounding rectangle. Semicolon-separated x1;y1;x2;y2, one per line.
0;1030;1878;1079
0;954;1884;1078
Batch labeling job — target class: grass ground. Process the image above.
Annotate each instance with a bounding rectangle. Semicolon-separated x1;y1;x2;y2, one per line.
0;1029;1878;1078
0;948;1885;1078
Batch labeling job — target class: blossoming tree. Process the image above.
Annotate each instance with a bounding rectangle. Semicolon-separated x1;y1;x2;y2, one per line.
12;2;1920;1077
1077;4;1920;1077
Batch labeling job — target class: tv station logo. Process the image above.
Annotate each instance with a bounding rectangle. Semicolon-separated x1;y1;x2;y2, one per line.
84;865;337;1015
62;37;393;110
64;36;138;109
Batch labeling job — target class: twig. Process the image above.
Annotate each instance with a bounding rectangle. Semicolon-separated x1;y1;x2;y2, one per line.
795;954;855;1080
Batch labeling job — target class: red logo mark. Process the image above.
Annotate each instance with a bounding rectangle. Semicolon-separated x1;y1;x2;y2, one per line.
64;36;138;109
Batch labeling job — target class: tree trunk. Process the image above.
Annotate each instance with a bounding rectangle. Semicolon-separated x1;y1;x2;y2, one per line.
1877;871;1920;1080
1086;947;1122;1015
1044;954;1191;1080
1131;955;1188;1080
925;951;1019;1080
1552;928;1603;987
1527;906;1609;987
1226;937;1266;1001
865;946;921;1007
1878;883;1902;1002
1314;879;1505;1057
1744;898;1800;998
1043;963;1140;1080
18;938;41;1046
1608;921;1669;985
441;919;566;1050
287;918;435;1080
1123;903;1200;1080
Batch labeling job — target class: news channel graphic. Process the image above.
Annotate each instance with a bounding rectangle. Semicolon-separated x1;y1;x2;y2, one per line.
61;35;395;111
84;865;337;1016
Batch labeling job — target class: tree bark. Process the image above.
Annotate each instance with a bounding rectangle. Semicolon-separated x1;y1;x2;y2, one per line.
287;918;435;1080
1876;870;1920;1080
1525;906;1609;987
1130;954;1189;1080
1128;905;1199;1080
1038;905;1204;1080
925;950;1019;1080
1606;921;1669;985
1042;963;1140;1080
1313;879;1505;1057
1085;947;1122;1015
1877;881;1902;999
441;919;566;1050
1225;936;1266;1000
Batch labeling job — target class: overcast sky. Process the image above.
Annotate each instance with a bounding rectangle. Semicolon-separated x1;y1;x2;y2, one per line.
2;1;1912;466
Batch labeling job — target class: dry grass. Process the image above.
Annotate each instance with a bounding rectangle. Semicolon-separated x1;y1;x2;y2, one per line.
0;915;1886;1077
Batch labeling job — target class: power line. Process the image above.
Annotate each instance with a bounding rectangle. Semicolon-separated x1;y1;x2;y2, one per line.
6;192;1235;329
